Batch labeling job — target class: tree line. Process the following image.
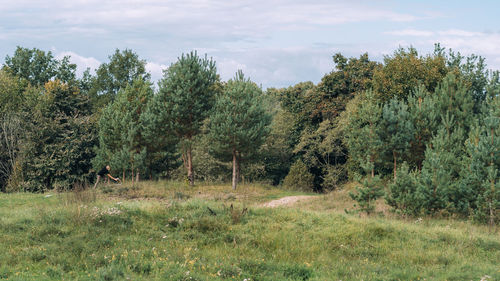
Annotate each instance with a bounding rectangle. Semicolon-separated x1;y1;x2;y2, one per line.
0;44;498;223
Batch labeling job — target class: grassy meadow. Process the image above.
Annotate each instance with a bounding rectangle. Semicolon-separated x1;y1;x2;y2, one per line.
0;181;499;280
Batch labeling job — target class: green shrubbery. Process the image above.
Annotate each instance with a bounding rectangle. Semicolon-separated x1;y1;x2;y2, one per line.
283;160;315;192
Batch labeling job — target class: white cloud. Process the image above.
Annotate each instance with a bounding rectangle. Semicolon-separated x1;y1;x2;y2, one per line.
55;51;101;76
438;29;483;37
386;29;434;37
386;28;500;70
145;62;168;81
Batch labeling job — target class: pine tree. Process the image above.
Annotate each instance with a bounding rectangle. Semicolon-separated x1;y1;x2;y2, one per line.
406;86;439;170
386;162;420;216
381;98;414;179
349;159;384;215
207;71;271;190
416;127;463;214
151;51;218;185
95;79;153;182
344;90;383;178
461;96;500;224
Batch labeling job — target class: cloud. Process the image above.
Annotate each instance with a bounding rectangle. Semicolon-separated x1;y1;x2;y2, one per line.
55;51;101;76
2;0;421;43
213;47;337;88
386;29;434;37
145;62;168;81
386;28;500;70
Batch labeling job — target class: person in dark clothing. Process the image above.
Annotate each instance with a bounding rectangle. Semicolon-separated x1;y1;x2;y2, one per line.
93;165;119;188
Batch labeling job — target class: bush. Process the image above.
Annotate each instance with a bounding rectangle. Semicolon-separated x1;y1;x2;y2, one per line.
386;162;420;216
321;164;347;191
283;160;314;191
350;175;384;215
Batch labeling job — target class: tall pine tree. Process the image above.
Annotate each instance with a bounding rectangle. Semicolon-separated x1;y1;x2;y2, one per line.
381;98;414;179
95;79;153;182
207;71;271;190
151;51;218;185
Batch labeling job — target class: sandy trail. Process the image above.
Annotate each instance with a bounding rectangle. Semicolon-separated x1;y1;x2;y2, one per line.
261;195;315;208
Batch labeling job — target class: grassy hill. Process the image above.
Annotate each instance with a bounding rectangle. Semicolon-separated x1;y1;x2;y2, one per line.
0;181;499;280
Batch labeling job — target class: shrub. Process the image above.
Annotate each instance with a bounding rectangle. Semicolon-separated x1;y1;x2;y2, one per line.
321;164;347;191
386;162;420;216
283;160;314;191
350;175;384;215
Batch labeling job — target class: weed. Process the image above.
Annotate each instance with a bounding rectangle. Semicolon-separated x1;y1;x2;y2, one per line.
62;185;96;205
174;191;191;200
229;203;248;224
283;264;313;280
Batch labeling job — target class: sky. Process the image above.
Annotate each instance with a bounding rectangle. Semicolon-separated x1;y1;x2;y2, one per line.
1;0;499;89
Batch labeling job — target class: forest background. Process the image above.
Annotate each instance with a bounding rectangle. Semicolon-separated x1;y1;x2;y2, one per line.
0;44;498;224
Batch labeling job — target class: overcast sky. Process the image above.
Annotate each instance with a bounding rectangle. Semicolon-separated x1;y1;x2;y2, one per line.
1;0;499;89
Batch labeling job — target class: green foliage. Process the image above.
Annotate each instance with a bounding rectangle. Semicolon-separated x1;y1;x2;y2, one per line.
317;53;381;120
381;98;414;178
283;159;315;192
189;132;230;183
95;79;177;181
386;162;420;216
208;70;271;189
349;161;385;214
372;46;448;101
461;96;500;224
406;86;439;170
21;81;96;191
89;49;150;111
343;90;383;178
282;54;379;191
3;46;77;86
0;70;28;191
261;108;295;185
151;51;218;185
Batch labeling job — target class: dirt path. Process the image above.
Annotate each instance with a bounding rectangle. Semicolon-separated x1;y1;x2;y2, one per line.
261;195;315;208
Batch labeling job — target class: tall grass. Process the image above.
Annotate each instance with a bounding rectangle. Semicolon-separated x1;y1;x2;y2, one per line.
0;182;498;280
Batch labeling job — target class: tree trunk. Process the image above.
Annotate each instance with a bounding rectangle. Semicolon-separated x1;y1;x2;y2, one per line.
131;163;135;185
393;150;397;180
232;149;238;190
237;152;241;185
123;170;125;183
187;148;194;186
136;171;140;182
370;155;375;178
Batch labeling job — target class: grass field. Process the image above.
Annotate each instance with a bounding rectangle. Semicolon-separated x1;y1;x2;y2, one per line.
0;181;499;280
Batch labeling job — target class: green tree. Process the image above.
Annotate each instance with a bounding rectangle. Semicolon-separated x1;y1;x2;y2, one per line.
386;162;420;216
281;54;379;190
3;46;77;86
416;128;461;214
315;53;380;120
95;79;154;182
381;98;414;179
89;49;150;111
461;96;500;224
21;81;96;191
372;46;447;102
283;159;315;191
207;71;271;190
343;90;383;178
261;107;295;185
406;86;439;170
151;51;218;185
349;160;384;215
